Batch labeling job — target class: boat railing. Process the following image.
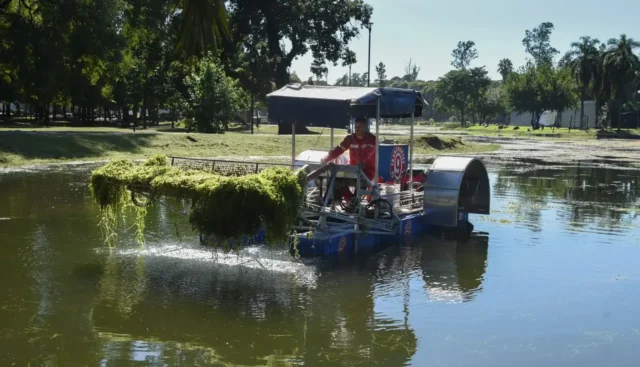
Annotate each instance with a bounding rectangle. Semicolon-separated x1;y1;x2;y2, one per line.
168;156;294;176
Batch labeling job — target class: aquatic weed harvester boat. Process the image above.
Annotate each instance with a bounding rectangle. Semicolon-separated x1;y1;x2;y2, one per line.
90;85;491;257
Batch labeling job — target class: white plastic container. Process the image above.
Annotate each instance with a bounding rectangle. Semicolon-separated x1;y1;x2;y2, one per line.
382;184;400;208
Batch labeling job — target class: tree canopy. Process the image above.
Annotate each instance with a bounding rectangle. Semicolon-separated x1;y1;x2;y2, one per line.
1;7;639;132
451;41;478;70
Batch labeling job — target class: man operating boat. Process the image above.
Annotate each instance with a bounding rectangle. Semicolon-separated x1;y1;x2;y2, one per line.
321;117;377;208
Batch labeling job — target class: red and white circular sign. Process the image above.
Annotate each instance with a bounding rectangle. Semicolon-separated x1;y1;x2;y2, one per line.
390;146;406;183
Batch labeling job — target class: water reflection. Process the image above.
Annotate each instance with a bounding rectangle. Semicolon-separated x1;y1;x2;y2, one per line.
87;233;489;366
2;161;640;366
493;161;639;231
421;234;488;303
89;243;421;366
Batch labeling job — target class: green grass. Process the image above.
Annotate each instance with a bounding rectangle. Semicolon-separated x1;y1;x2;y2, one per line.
0;126;499;167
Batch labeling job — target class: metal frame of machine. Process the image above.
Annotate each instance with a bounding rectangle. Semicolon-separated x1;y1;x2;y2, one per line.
194;84;492;257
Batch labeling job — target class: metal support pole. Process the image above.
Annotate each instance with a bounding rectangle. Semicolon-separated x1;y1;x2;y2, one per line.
292;123;296;167
330;128;334;149
410;106;414;188
375;97;380;189
367;24;372;87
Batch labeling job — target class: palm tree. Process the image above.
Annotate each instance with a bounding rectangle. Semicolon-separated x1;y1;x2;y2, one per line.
565;36;600;129
342;49;357;86
176;0;232;58
592;43;609;128
602;34;640;129
497;58;513;82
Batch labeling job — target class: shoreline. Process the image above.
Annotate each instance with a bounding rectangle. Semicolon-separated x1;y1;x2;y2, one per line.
4;124;638;171
0;128;499;169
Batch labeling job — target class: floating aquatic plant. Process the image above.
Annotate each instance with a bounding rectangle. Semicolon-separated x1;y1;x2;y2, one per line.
89;155;305;248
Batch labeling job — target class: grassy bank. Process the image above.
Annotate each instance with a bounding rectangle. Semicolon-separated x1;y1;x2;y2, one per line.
0;126;499;168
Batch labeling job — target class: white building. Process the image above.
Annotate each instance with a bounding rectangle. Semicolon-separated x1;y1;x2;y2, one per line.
509;100;597;128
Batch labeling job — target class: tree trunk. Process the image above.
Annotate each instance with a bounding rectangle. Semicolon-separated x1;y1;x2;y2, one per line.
122;106;129;127
132;103;139;128
43;105;50;125
142;102;147;129
579;90;585;130
250;92;254;134
594;98;600;129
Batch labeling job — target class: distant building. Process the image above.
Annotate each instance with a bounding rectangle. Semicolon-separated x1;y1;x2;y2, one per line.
509;100;597;128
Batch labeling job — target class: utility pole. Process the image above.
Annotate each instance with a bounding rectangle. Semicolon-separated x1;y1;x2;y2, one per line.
367;23;373;87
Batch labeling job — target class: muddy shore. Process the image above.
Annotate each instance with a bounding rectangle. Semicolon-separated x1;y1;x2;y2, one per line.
467;136;640;170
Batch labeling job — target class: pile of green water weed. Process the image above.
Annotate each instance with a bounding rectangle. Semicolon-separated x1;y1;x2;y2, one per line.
89;155;304;248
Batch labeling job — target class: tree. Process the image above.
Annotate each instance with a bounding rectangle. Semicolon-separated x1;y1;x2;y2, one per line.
601;34;640;129
506;63;577;129
436;67;491;126
230;0;372;89
474;85;507;124
335;71;369;87
229;0;372;134
451;41;478;70
564;36;601;129
375;62;387;87
310;58;328;83
334;74;349;86
289;72;302;83
522;22;559;66
184;55;247;133
403;58;420;82
497;58;514;82
342;49;357;86
176;0;232;58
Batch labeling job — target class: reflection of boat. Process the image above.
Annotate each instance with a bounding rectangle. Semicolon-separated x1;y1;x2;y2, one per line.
363;234;489;304
420;234;489;303
90;245;418;366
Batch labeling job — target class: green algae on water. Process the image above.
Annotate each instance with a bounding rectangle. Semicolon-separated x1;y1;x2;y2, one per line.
89;155;304;248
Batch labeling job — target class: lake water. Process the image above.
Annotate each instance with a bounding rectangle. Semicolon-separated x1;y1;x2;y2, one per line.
1;159;639;366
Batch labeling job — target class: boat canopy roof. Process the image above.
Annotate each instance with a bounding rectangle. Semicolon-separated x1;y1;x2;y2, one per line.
266;84;428;129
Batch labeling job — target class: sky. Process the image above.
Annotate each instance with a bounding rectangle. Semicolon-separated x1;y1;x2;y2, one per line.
289;0;640;83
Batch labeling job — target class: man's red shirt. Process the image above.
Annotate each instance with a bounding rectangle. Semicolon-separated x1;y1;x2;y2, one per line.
325;132;377;181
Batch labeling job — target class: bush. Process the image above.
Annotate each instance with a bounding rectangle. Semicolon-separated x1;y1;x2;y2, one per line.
184;55;247;133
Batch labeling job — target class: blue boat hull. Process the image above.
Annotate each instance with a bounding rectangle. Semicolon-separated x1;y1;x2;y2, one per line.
292;213;427;257
200;212;472;258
